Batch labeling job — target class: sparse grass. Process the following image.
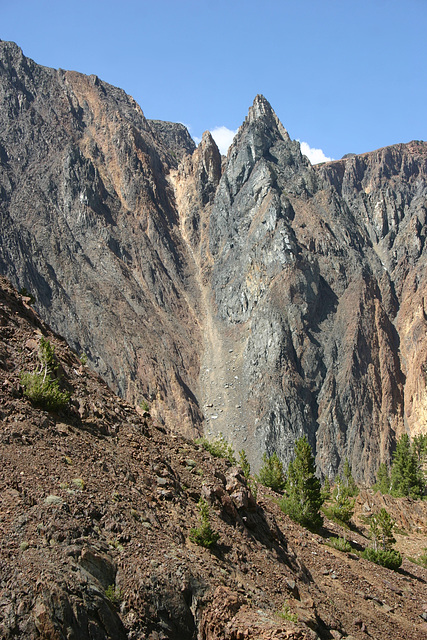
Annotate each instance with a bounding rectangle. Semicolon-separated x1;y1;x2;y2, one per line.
72;478;85;490
277;601;298;623
195;433;236;465
408;549;427;568
44;495;63;506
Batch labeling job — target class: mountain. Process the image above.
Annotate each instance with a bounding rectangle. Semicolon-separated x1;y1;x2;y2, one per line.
1;40;427;482
1;275;426;639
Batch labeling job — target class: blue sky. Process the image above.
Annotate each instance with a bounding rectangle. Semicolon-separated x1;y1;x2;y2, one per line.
2;0;426;161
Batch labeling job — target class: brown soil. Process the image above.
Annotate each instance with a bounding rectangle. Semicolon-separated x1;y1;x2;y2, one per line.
0;276;426;639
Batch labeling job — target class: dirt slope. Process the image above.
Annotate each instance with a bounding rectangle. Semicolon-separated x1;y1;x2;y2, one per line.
0;276;426;639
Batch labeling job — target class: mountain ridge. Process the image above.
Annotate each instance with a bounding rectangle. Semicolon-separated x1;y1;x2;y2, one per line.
1;40;427;482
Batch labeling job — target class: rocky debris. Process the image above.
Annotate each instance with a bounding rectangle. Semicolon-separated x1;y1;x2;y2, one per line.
1;40;427;484
0;276;426;639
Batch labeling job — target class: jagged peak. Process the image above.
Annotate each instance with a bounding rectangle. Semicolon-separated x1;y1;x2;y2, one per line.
244;94;289;138
247;94;274;122
200;130;217;147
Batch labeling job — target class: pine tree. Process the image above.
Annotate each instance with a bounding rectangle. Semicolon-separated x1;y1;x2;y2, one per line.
373;462;391;494
256;452;285;492
280;436;323;531
362;507;402;570
343;458;359;497
327;477;355;526
238;449;251;479
369;508;396;552
390;434;424;498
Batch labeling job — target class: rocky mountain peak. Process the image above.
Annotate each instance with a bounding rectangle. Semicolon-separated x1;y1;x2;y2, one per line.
199;130;222;187
241;93;291;143
1;44;427;486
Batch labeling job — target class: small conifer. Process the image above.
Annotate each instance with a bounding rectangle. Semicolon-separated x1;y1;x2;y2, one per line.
280;436;323;531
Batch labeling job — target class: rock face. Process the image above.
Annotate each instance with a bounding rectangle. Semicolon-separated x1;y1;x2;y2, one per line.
1;40;427;482
1;275;427;640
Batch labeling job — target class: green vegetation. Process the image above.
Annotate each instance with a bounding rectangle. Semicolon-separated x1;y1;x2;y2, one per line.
189;497;220;549
343;458;359;497
320;476;331;502
373;434;426;498
325;536;352;553
140;400;150;413
280;436;323;531
72;478;85;490
256;452;285;493
105;585;123;606
373;462;391;494
408;548;427;568
390;434;424;498
238;449;251;479
239;449;258;501
21;336;70;411
277;601;298;623
362;547;402;570
323;476;355;527
79;352;88;365
362;507;402;570
196;432;236;464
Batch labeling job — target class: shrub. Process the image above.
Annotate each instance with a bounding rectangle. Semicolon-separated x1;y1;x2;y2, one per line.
21;371;70;411
325;537;352;553
256;452;285;492
362;547;402;570
343;458;359;497
21;337;70;411
140;400;150;413
321;476;331;502
189;497;220;549
323;478;355;527
239;449;258;501
280;436;323;531
369;507;396;552
105;585;123;605
362;507;402;570
196;433;236;464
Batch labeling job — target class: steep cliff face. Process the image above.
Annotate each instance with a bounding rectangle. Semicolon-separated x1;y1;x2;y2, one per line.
0;40;202;436
176;95;411;482
1;41;427;482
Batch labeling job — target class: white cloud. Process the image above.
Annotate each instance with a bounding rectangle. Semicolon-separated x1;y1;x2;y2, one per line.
190;126;237;155
299;141;333;165
210;126;238;155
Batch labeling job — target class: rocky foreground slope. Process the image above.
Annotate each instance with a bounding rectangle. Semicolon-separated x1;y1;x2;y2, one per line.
1;276;427;639
1;41;427;482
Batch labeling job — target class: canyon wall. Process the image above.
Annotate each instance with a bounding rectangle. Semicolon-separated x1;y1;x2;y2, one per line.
1;41;427;481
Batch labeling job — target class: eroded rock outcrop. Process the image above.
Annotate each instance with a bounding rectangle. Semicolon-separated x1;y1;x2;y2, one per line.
1;41;427;482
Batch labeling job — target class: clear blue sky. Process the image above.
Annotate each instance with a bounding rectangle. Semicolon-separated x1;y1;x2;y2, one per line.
2;0;426;160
